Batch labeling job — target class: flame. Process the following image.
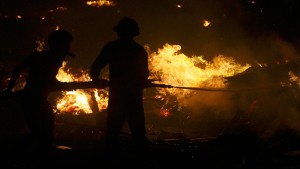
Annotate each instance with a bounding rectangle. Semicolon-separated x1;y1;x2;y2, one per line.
56;90;93;115
160;108;171;118
55;61;108;115
289;71;300;86
203;20;211;27
147;44;250;99
54;44;250;115
86;0;116;7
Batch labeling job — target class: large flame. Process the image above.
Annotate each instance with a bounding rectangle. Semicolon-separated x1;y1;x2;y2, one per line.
147;43;250;107
54;43;251;116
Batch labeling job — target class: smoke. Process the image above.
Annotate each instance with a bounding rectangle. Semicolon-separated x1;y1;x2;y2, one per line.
181;91;236;137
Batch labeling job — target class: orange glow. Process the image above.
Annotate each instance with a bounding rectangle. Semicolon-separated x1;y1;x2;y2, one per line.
55;61;108;114
203;20;211;27
35;40;45;52
160;108;170;118
147;44;250;101
54;44;251;115
86;0;116;7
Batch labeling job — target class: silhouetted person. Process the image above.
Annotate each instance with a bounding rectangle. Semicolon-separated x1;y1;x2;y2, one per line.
90;17;150;157
4;29;73;159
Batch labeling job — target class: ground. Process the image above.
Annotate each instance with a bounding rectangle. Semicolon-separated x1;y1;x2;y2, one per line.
2;99;300;169
2;121;300;169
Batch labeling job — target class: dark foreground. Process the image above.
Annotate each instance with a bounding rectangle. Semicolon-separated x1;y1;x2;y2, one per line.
1;121;300;169
1;98;300;169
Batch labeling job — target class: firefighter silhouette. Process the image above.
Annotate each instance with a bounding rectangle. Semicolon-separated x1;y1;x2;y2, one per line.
90;17;150;157
4;29;73;159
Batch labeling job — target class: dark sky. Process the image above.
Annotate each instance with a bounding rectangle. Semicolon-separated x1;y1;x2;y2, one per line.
1;0;300;70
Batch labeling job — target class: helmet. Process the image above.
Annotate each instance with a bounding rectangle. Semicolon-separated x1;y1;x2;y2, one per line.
113;17;140;37
47;29;73;48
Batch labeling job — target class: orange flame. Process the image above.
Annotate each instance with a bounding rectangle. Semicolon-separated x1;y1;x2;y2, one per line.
203;20;211;27
54;43;250;115
160;108;171;118
147;44;250;99
86;0;116;7
55;61;108;114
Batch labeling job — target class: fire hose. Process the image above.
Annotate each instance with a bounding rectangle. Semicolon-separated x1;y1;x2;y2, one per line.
0;79;285;99
147;83;282;92
0;80;108;100
148;83;234;92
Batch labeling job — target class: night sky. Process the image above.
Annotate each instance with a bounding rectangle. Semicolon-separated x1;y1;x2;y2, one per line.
1;0;300;70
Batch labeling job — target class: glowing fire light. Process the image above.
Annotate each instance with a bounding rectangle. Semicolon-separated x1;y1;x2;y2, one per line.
54;43;250;115
160;108;171;118
203;20;211;27
147;44;250;97
55;61;108;114
86;0;116;7
35;40;45;52
49;7;68;13
289;71;300;86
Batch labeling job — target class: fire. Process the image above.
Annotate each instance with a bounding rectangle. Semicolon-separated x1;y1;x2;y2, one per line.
203;20;211;27
147;43;250;98
56;90;94;115
289;71;300;86
55;61;108;115
54;43;250;115
176;5;182;8
160;108;171;118
86;0;116;7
